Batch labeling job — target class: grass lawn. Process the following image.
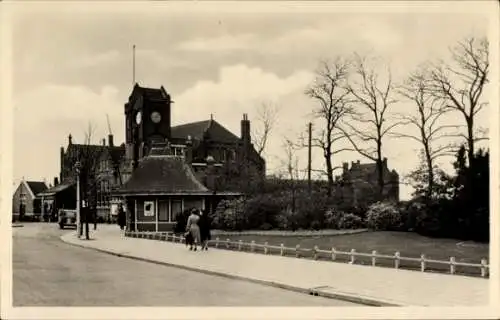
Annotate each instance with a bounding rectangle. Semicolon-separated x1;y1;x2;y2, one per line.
215;231;489;277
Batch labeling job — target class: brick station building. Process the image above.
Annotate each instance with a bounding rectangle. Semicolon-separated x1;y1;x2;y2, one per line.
46;83;265;222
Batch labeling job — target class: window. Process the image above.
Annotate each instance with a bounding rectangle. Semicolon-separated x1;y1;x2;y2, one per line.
171;200;182;222
144;201;155;217
173;146;185;157
158;200;169;221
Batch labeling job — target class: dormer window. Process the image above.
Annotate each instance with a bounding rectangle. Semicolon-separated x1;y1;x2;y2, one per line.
171;144;186;157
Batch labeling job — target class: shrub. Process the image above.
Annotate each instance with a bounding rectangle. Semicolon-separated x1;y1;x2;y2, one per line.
338;213;365;229
259;222;273;230
275;208;300;231
366;201;402;231
324;208;343;229
213;199;246;230
244;194;283;229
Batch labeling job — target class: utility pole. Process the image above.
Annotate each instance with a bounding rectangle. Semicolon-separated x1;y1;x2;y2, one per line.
75;161;81;238
307;122;312;194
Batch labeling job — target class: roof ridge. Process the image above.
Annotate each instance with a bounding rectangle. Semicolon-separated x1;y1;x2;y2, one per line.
171;119;210;128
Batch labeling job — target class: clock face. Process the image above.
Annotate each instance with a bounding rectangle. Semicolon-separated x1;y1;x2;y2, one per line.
135;111;142;125
151;111;162;124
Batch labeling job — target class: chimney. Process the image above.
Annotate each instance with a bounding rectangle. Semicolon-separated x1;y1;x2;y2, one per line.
108;134;114;147
68;134;72;145
102;139;106;146
342;162;348;173
241;114;251;144
54;177;59;186
185;136;193;163
383;157;388;167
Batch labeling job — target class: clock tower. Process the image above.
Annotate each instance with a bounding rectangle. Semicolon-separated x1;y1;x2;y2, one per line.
124;84;173;168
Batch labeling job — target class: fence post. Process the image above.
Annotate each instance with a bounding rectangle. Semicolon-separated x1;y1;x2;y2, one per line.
295;244;301;258
313;245;319;260
450;257;456;275
264;242;269;254
394;251;400;269
226;238;230;249
251;240;255;252
481;259;488;277
420;254;426;272
371;250;377;266
350;249;356;264
280;243;285;256
238;240;243;251
215;237;220;248
331;247;336;261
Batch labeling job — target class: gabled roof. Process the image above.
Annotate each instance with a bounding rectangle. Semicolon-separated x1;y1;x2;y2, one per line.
67;143;108;156
171;119;241;144
109;146;126;165
37;181;75;197
26;181;48;196
117;151;212;196
100;145;126;166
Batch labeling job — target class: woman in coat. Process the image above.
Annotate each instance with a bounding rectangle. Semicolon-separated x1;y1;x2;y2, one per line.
117;204;126;230
199;210;212;251
185;208;201;251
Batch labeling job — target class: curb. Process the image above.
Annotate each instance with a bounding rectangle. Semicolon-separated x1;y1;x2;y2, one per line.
12;224;24;228
59;233;403;307
210;229;369;237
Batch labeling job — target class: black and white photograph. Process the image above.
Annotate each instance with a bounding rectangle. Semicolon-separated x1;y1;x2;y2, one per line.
1;1;498;319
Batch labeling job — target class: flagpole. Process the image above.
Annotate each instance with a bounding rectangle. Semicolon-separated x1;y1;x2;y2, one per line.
132;44;136;86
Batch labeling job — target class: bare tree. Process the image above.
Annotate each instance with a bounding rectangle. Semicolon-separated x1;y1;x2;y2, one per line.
281;137;300;214
305;58;354;197
427;36;489;166
78;122;101;239
340;54;401;200
394;68;458;198
252;101;279;157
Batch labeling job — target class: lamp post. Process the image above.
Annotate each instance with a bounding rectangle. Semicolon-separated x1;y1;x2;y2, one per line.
74;161;82;237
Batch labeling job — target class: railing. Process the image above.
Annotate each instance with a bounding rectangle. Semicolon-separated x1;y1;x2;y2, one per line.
124;231;489;278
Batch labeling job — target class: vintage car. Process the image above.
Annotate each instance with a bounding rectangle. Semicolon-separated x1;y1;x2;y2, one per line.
58;209;77;229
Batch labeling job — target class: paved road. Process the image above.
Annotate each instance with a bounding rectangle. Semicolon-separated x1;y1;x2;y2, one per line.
13;223;359;306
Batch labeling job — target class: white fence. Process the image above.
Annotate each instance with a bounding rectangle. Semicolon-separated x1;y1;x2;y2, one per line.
125;231;489;278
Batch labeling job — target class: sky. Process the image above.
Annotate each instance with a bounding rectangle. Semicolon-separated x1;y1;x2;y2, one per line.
8;1;493;200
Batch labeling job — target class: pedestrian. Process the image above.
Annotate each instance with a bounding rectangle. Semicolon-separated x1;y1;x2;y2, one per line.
199;210;211;251
117;203;126;230
185;208;201;251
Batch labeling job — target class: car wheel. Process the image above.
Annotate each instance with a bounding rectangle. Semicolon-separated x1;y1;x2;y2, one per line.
59;223;64;229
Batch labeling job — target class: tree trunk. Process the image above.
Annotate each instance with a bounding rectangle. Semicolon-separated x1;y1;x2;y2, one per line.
325;139;334;198
467;117;474;169
376;141;384;201
424;141;434;199
85;208;90;240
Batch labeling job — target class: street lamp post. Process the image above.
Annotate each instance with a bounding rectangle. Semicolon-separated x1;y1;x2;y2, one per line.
74;161;82;238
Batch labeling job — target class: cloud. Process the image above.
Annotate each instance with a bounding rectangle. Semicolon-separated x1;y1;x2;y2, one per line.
66;50;122;69
13;84;125;181
173;64;314;125
177;34;257;52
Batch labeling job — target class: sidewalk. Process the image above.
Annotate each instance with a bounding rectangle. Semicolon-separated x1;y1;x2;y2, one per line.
60;225;489;307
